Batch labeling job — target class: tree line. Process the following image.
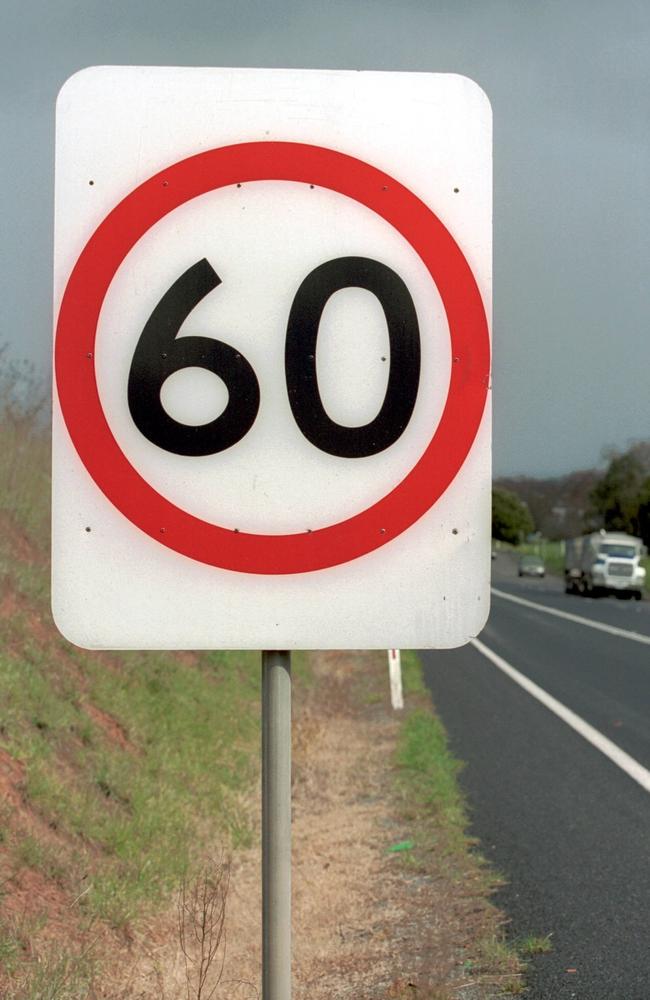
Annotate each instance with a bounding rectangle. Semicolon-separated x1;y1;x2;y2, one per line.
589;442;650;545
493;441;650;545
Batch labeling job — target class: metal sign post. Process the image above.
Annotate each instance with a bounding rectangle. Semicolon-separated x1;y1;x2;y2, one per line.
262;650;292;999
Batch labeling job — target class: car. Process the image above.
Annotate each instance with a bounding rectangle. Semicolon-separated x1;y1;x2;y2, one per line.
518;554;545;578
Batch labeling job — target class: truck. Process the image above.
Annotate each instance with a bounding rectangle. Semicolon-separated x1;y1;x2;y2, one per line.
564;531;646;600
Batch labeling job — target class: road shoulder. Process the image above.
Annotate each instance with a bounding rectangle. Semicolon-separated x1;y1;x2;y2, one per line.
214;649;525;999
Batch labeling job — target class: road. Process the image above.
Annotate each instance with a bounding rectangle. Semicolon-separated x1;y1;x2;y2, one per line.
420;553;650;999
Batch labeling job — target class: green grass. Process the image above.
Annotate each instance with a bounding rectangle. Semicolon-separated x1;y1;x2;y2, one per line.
1;640;262;928
394;663;487;879
516;933;553;957
2;942;98;1000
395;707;468;854
399;648;428;696
0;387;274;989
394;655;532;995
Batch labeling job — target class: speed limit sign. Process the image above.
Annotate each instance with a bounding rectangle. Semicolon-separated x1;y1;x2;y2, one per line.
52;67;491;650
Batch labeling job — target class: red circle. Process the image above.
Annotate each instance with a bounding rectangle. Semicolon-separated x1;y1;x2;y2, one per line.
55;142;490;575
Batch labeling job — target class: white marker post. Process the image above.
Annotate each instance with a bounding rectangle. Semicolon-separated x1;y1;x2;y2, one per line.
388;649;404;710
261;651;292;1000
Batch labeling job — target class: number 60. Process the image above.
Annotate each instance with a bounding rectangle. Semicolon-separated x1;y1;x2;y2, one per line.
128;255;421;459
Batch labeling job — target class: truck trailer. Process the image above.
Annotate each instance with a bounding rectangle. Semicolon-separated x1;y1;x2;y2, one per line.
564;531;646;600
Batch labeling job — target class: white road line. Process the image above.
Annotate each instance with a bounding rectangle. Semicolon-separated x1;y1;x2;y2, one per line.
491;587;650;646
471;637;650;794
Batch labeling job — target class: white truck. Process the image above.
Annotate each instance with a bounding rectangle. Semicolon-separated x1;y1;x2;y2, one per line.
564;531;646;600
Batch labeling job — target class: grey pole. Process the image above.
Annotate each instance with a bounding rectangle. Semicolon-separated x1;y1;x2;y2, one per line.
262;650;292;1000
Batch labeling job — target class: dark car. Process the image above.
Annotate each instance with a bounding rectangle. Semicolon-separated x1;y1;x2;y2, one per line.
518;554;545;578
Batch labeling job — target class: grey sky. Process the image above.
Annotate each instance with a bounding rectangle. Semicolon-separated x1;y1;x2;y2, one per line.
2;0;649;476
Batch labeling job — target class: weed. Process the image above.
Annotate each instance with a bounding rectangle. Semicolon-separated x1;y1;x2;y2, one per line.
178;856;258;1000
10;948;98;1000
179;859;228;1000
516;932;553;957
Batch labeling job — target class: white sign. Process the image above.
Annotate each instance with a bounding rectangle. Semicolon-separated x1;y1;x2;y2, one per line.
52;67;491;650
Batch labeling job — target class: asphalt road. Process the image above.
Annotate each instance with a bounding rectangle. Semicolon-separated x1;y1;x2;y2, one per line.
420;553;650;999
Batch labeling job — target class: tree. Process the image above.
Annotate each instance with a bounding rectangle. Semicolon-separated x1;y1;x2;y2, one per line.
589;448;650;542
638;481;650;548
492;487;534;544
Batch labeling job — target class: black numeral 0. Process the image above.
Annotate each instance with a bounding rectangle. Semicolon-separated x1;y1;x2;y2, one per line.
285;257;421;457
127;259;260;456
128;256;420;459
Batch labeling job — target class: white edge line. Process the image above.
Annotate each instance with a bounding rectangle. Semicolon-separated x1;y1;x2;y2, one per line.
491;587;650;646
471;637;650;795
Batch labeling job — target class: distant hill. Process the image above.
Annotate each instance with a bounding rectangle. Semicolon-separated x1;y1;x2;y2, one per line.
495;468;601;540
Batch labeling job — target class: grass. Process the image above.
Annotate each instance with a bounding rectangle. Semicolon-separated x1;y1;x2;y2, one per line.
0;366;274;993
0;623;263;926
394;707;469;856
394;654;555;995
516;933;553;957
399;648;428;697
13;648;260;926
5;944;99;1000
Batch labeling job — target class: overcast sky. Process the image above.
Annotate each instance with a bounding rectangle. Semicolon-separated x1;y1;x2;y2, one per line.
2;0;648;477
